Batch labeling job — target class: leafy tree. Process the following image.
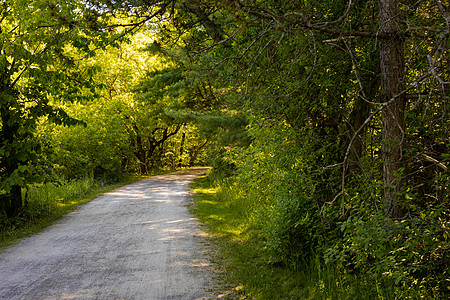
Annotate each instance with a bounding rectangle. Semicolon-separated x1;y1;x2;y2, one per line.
0;0;99;216
131;23;250;170
0;0;142;215
45;25;214;177
1;0;446;294
143;0;449;294
43;28;163;178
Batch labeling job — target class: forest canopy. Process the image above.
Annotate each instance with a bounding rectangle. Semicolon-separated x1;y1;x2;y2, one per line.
1;0;448;298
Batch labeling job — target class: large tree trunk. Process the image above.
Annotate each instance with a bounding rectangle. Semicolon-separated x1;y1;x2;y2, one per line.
379;0;406;219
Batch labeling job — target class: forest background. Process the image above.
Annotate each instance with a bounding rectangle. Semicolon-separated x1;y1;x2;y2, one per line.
0;0;448;298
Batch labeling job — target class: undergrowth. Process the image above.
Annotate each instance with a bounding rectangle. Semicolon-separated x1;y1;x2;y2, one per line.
190;174;441;299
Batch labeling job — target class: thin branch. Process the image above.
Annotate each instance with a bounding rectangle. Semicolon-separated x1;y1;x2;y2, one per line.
73;26;138;61
279;31;318;99
311;0;353;28
338;72;433;217
11;38;55;87
208;25;271;75
426;35;449;86
73;4;169;61
343;38;367;100
421;153;448;170
197;21;249;53
244;6;386;38
246;36;273;94
436;0;450;29
240;2;445;39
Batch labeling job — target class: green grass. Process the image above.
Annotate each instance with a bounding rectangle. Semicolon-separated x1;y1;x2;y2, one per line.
189;175;422;300
0;169;175;253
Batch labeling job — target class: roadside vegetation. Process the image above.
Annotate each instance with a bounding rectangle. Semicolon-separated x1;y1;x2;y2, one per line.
1;1;448;298
191;172;444;299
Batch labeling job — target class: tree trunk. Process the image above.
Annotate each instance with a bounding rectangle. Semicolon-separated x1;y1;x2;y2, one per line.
135;133;148;174
182;2;224;43
0;84;24;217
9;185;23;217
379;0;406;218
189;140;208;167
178;125;186;168
146;124;183;169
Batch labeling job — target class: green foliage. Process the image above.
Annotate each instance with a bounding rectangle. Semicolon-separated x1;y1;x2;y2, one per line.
225;119;342;263
0;0;107;216
0;1;447;297
216;117;447;297
0;176;99;244
325;170;449;297
191;174;434;299
175;0;448;297
49;110;131;182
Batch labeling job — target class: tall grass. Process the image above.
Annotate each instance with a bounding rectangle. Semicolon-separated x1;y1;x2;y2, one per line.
25;176;98;219
0;177;100;249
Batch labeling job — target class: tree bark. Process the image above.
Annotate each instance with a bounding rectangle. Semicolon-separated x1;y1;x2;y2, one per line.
178;125;186;168
348;73;380;172
132;123;148;174
0;80;24;217
146;124;183;168
9;186;23;217
183;1;225;44
189;140;208;167
379;0;406;218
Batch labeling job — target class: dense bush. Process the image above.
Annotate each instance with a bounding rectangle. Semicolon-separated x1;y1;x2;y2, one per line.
208;116;448;297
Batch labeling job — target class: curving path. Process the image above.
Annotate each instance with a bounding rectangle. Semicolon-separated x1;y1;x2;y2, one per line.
0;168;215;300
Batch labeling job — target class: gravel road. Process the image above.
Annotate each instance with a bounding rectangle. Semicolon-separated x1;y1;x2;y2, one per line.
0;168;216;300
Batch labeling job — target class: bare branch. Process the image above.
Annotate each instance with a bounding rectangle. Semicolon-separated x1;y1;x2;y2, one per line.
246;34;273;94
312;0;353;28
338;70;435;217
421;153;448;170
343;38;367;100
279;31;318;99
436;0;450;29
197;21;250;53
208;26;271;75
241;4;386;39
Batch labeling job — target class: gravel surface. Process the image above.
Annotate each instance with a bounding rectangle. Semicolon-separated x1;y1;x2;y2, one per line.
0;168;216;300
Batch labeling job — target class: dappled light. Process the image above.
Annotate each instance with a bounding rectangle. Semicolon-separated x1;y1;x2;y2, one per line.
0;170;214;299
0;0;447;298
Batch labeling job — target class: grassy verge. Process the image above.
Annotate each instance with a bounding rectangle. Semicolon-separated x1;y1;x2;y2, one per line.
0;169;174;252
189;175;406;300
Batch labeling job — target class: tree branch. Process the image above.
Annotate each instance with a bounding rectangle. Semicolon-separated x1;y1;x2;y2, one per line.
73;4;170;61
421;153;448;170
338;70;435;217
